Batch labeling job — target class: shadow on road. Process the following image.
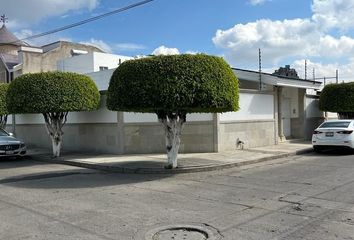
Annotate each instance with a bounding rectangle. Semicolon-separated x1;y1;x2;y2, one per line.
0;168;173;189
315;147;354;156
0;156;52;169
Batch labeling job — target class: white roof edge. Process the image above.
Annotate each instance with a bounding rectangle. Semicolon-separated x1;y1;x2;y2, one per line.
19;46;43;53
233;68;322;90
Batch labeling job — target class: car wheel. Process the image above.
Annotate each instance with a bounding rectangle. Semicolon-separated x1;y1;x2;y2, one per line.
313;146;323;153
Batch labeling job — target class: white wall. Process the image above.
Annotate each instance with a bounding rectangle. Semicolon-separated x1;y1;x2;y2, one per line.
13;95;117;125
57;52;132;74
86;69;114;91
57;53;94;73
282;87;299;118
93;52;132;72
305;97;323;118
220;93;274;122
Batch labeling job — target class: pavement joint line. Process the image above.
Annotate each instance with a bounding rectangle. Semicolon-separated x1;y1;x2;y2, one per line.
29;147;314;174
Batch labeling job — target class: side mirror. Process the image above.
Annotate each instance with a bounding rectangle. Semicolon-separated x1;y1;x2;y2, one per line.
8;133;13;136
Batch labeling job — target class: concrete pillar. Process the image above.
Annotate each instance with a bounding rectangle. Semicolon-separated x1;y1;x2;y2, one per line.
117;111;125;154
213;113;220;152
277;86;286;142
274;88;279;145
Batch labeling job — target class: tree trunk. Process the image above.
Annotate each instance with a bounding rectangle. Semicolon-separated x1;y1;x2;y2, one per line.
43;112;68;157
157;111;186;169
0;115;7;130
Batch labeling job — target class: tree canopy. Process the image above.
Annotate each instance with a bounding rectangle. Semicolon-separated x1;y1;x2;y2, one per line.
107;54;239;113
319;82;354;115
0;83;9;116
7;72;100;114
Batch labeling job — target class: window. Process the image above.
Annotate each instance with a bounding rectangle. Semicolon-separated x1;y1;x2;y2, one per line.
99;66;108;71
320;121;352;128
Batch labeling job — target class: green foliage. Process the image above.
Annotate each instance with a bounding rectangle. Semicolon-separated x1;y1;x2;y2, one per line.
319;82;354;114
107;54;239;113
7;72;100;114
0;83;9;115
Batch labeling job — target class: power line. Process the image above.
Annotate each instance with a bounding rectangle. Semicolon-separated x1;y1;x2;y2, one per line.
2;0;154;45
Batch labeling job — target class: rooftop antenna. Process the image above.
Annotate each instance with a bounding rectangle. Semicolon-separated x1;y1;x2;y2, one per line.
0;14;8;26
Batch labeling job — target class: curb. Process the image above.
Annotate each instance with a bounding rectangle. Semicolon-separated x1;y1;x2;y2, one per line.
31;148;314;174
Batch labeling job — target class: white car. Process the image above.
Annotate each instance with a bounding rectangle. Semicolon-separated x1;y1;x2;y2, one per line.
312;120;354;152
0;129;26;157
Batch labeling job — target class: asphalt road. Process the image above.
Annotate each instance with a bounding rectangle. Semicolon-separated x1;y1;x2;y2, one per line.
0;151;353;240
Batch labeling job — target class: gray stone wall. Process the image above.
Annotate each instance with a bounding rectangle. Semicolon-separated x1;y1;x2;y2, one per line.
290;89;306;139
123;122;214;154
218;120;276;151
14;121;215;154
14;123;121;154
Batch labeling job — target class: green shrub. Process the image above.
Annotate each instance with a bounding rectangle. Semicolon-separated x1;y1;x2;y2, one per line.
107;54;239;113
7;72;100;157
107;54;239;168
0;83;9;115
319;82;354;118
7;72;100;114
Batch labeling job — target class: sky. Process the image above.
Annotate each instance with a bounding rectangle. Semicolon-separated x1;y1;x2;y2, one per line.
2;0;354;83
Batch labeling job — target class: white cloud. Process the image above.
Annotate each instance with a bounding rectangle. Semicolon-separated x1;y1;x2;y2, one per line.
2;0;98;27
213;0;354;68
113;43;146;52
213;19;321;64
312;0;354;31
249;0;270;6
152;45;180;55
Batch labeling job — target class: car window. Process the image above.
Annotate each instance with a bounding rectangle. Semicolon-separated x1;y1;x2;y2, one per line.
0;129;9;136
320;121;352;128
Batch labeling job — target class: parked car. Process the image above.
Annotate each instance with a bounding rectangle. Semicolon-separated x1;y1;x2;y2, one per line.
312;120;354;152
0;129;26;157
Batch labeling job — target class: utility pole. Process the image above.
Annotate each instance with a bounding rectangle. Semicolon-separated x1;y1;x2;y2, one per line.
336;69;338;84
305;60;307;80
258;48;262;91
313;68;315;80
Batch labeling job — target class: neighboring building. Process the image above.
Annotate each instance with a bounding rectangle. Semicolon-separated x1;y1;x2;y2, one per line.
0;20;104;83
57;51;133;74
273;65;300;78
0;23;29;83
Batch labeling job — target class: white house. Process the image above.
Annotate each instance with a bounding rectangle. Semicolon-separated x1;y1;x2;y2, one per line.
11;51;323;154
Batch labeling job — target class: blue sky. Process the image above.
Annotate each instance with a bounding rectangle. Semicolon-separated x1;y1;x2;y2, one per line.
3;0;354;81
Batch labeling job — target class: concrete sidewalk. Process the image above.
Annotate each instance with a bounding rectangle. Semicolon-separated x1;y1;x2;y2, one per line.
29;141;314;174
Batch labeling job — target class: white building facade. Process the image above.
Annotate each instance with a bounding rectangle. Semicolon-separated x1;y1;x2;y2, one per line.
10;51;324;154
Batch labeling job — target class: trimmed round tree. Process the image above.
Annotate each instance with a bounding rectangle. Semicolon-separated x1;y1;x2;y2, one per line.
0;83;9;129
319;82;354;119
107;54;239;168
7;72;100;157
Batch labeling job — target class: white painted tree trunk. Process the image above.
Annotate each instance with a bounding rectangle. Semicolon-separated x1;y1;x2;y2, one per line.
0;115;7;130
43;112;68;158
158;111;186;169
